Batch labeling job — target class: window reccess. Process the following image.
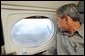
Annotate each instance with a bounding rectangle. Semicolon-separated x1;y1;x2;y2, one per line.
11;18;54;47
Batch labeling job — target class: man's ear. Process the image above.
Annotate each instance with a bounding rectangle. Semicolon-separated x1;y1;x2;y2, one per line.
63;18;67;23
65;16;73;23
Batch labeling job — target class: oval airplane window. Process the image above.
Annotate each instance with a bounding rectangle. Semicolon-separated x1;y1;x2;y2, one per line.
11;16;54;47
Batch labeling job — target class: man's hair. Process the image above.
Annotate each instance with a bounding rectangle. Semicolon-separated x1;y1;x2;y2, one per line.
56;3;81;22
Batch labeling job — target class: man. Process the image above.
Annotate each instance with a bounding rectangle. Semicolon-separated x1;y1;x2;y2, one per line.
56;3;84;55
35;3;84;55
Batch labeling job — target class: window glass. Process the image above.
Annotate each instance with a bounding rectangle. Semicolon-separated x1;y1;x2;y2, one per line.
11;18;54;47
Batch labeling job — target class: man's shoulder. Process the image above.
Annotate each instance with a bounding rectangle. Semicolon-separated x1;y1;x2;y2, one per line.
56;31;63;37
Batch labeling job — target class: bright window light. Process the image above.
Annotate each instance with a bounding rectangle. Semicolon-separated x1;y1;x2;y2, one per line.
11;18;54;47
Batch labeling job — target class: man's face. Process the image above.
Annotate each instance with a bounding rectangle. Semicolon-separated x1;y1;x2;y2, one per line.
56;16;80;34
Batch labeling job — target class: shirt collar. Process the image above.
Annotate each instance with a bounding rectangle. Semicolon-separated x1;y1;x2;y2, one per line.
77;24;84;38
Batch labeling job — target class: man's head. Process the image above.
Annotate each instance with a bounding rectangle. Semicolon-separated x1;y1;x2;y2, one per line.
56;4;81;34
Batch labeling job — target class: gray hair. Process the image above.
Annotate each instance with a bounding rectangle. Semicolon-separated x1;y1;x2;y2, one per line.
56;3;81;22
